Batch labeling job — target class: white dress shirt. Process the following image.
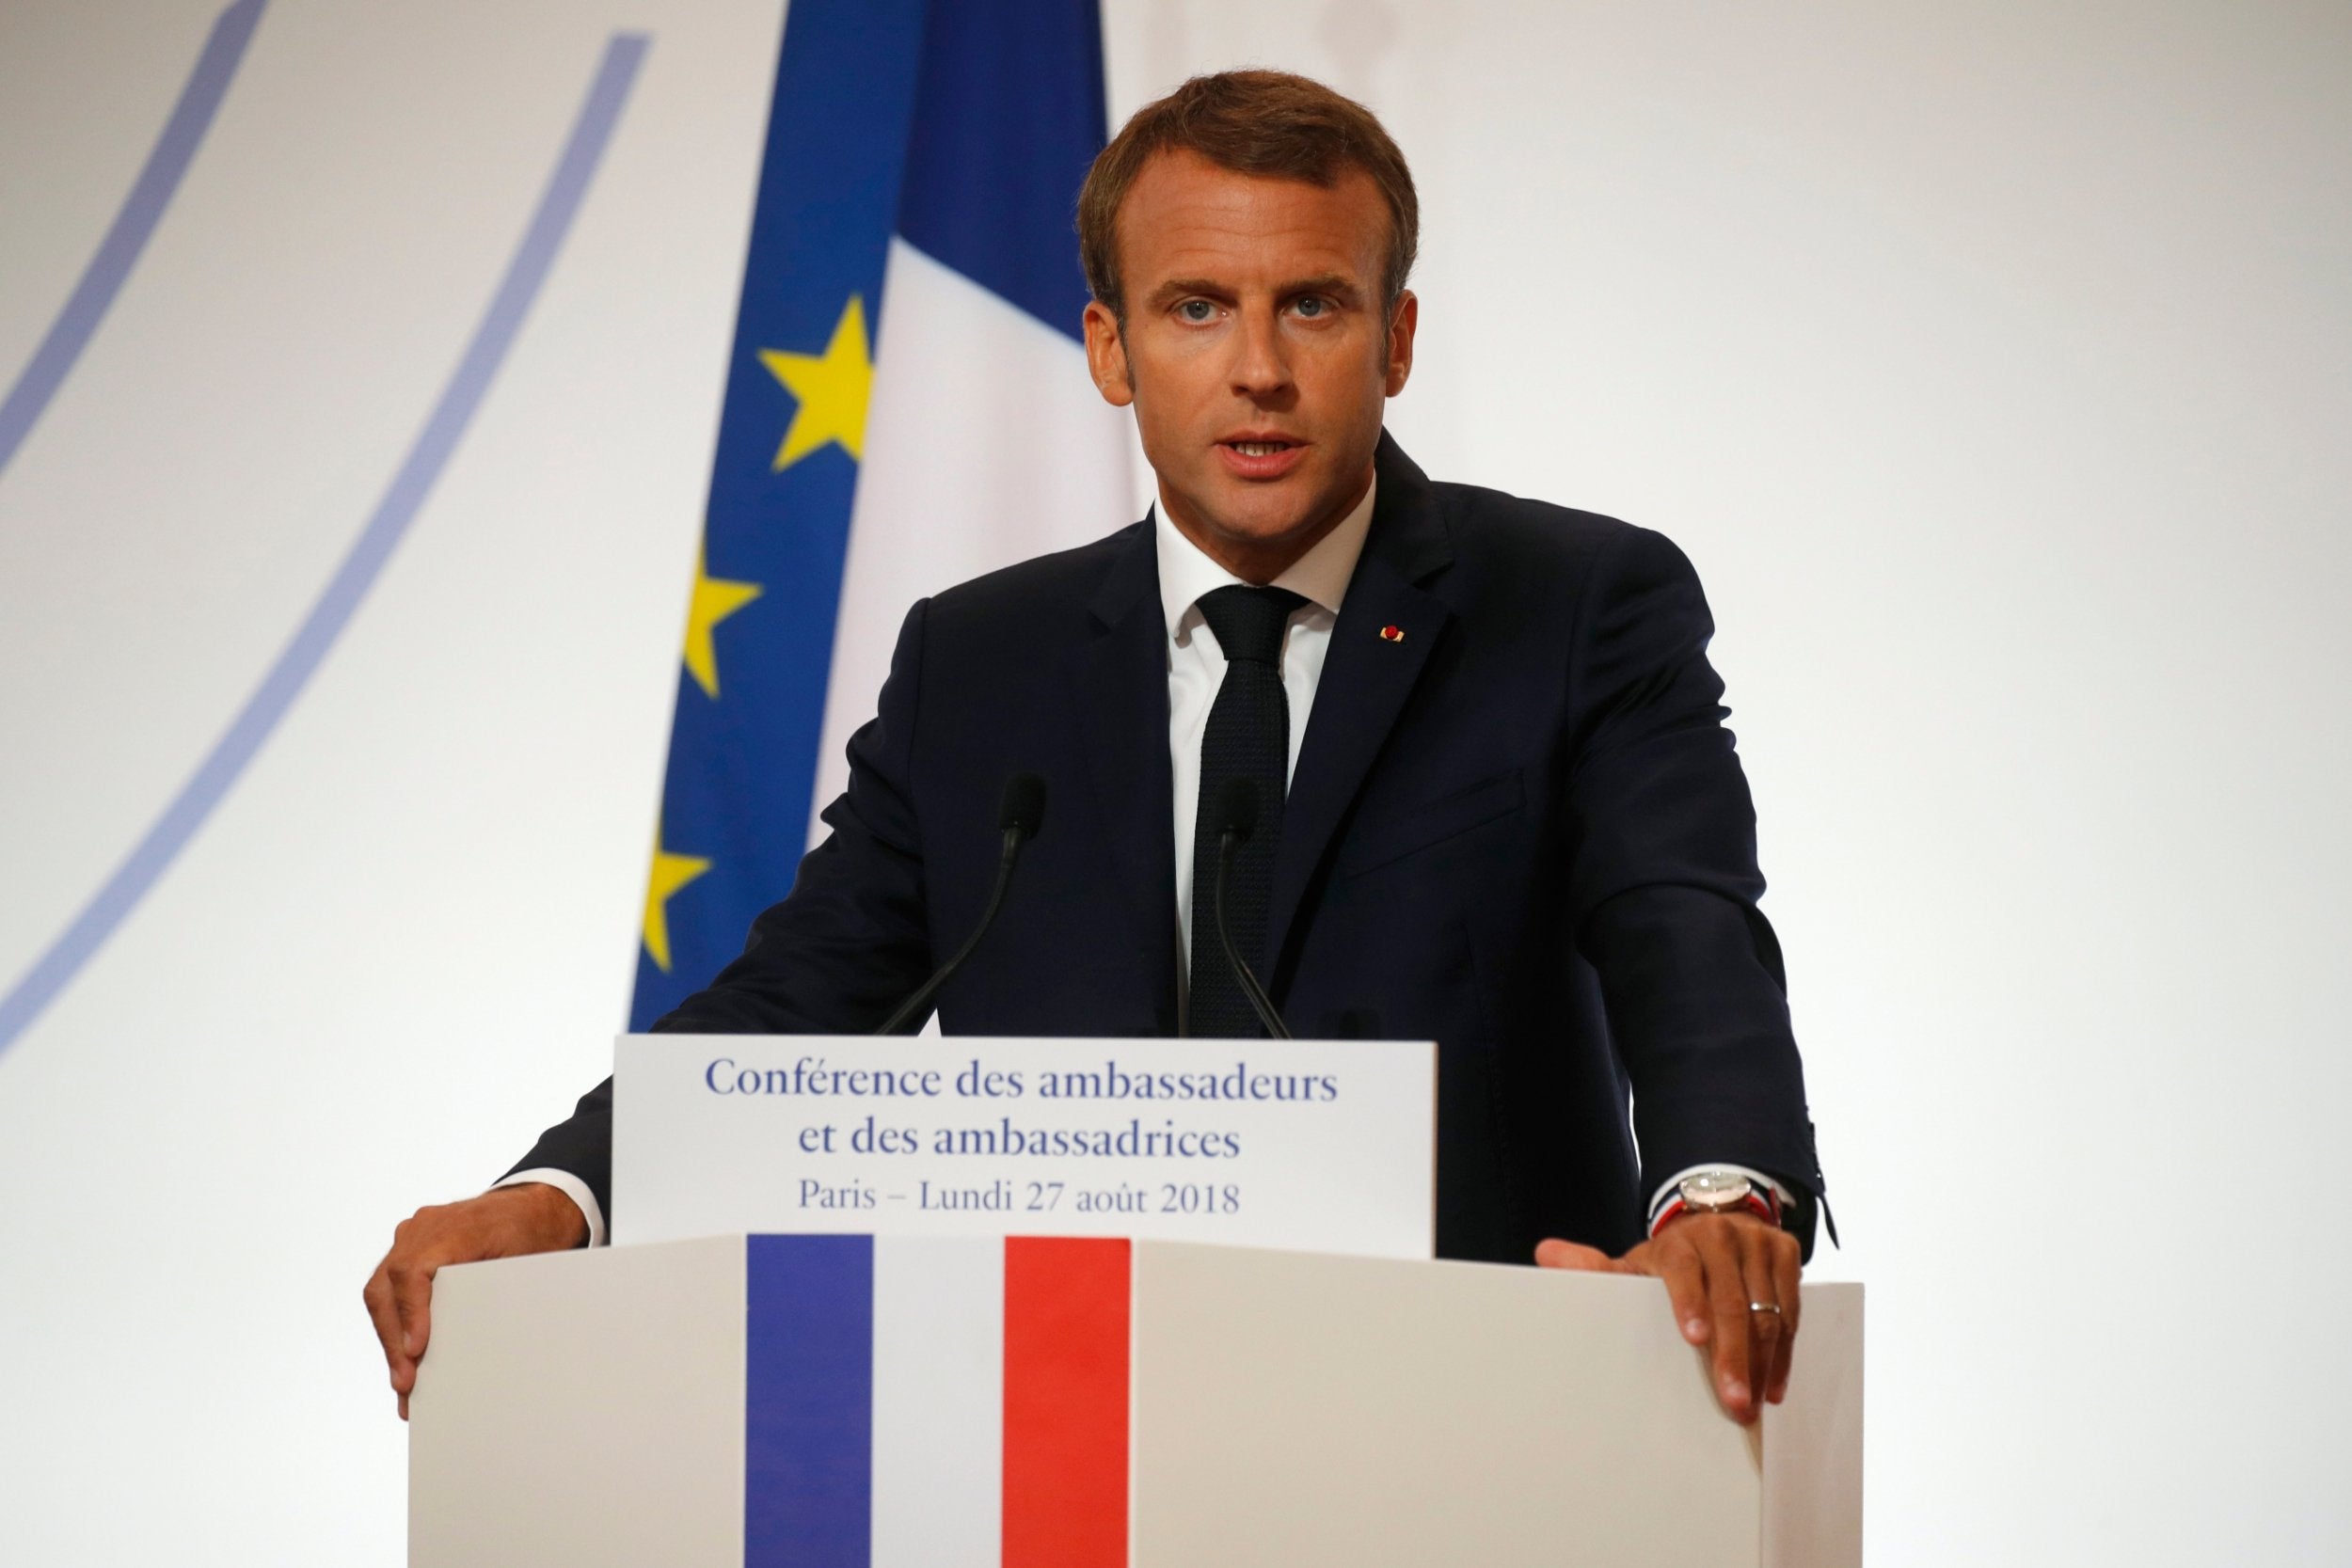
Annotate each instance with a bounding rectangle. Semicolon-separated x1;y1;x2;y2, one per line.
1155;477;1376;974
507;470;1785;1243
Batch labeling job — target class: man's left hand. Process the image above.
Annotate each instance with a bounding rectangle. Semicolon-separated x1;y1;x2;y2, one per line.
1534;1212;1800;1424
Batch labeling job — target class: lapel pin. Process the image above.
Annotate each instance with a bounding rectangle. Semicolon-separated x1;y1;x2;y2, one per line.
1379;624;1406;642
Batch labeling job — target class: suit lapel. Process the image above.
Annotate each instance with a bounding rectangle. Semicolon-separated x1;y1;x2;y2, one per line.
1264;436;1455;977
1068;520;1180;1026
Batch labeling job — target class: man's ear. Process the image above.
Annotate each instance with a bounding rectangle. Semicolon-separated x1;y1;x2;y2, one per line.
1083;300;1134;407
1384;290;1419;398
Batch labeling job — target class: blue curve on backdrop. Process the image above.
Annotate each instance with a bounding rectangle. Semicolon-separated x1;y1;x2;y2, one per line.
0;32;651;1057
0;0;268;480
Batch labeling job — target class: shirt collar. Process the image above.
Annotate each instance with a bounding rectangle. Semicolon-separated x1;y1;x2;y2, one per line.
1152;474;1377;642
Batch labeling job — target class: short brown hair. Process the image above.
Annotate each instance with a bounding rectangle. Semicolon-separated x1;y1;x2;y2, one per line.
1077;70;1420;321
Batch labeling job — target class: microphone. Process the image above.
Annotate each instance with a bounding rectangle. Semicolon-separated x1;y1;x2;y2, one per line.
1209;778;1292;1039
873;772;1046;1035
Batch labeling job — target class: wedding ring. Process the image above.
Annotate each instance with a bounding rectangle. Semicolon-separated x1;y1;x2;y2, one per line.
1747;1301;1783;1315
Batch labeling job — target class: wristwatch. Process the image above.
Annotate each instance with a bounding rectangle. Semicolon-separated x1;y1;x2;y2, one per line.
1651;1169;1780;1235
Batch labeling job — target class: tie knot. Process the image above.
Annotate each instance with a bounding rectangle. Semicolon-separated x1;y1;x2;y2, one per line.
1197;584;1306;667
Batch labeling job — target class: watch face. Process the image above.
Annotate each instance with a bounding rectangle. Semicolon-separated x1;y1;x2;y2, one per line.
1680;1172;1755;1211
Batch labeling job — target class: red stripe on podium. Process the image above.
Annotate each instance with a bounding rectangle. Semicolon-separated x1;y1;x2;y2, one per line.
1001;1236;1130;1568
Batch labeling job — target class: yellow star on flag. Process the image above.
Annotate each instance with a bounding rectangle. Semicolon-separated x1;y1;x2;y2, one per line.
757;294;873;471
682;546;762;699
641;837;712;974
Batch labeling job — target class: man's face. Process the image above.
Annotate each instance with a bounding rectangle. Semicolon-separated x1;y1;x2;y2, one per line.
1083;150;1416;580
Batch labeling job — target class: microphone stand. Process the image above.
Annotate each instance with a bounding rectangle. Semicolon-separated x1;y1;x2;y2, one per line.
873;774;1043;1034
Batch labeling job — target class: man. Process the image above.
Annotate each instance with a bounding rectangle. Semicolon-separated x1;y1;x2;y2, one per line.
366;71;1826;1427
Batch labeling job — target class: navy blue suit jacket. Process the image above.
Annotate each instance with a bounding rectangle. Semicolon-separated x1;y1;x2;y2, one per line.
513;435;1826;1263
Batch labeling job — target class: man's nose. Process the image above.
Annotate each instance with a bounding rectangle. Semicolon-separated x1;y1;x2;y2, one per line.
1228;306;1293;400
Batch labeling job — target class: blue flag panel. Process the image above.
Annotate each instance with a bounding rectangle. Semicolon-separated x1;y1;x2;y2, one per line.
898;0;1105;342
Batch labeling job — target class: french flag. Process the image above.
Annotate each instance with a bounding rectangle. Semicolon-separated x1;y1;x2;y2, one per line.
746;1235;1132;1568
804;3;1136;845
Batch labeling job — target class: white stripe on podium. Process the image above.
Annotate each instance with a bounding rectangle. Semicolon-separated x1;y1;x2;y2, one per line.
870;1236;1006;1567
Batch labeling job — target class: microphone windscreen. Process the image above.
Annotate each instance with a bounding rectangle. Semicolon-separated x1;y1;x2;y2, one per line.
998;771;1048;841
1213;776;1259;843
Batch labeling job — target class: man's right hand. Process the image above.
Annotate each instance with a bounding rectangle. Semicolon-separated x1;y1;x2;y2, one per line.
362;1182;587;1419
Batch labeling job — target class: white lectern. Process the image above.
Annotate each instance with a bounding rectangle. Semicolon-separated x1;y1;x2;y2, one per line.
410;1234;1860;1567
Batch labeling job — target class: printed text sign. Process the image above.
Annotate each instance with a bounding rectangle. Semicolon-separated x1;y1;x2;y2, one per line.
613;1035;1434;1258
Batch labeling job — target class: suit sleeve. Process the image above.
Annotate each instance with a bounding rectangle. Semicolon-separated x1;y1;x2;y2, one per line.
499;600;941;1223
1562;526;1829;1255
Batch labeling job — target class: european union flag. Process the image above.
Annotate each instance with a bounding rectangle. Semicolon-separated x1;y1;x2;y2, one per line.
630;0;1112;1028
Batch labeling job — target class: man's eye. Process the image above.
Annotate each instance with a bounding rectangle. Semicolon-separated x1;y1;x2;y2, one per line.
1295;296;1329;318
1178;300;1215;322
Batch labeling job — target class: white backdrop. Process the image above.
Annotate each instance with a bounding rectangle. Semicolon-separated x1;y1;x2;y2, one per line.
2;1;2346;1562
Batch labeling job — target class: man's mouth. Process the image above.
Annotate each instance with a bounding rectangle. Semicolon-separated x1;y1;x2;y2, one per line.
1216;436;1309;480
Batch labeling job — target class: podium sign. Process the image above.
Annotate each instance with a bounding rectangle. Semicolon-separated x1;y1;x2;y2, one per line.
613;1035;1436;1257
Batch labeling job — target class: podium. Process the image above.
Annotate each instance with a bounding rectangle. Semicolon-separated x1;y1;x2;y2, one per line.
410;1234;1861;1566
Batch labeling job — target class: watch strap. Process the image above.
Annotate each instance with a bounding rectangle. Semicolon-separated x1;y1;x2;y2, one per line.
1646;1165;1788;1239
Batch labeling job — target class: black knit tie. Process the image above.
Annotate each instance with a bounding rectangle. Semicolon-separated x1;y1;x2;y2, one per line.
1188;584;1305;1036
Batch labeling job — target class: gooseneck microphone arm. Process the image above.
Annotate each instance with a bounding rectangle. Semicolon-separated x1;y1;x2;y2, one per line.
1211;778;1293;1039
873;772;1046;1036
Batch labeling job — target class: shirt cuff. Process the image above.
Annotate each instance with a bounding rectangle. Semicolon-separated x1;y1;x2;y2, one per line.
1646;1164;1795;1232
493;1167;606;1248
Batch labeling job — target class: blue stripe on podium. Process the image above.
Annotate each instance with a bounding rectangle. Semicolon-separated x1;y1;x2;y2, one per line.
745;1235;875;1566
